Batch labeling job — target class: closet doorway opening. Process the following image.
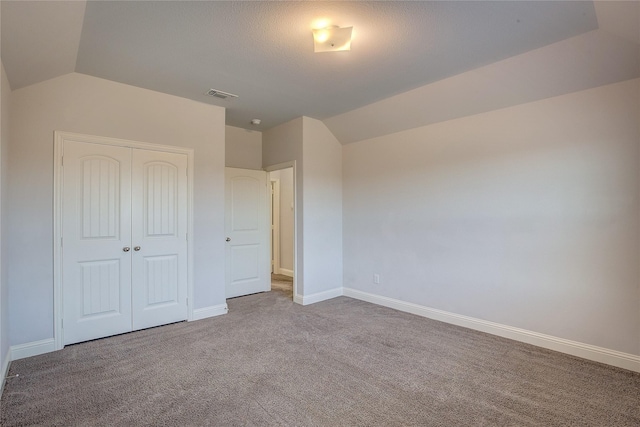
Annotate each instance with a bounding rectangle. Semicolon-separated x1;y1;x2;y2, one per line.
267;164;296;300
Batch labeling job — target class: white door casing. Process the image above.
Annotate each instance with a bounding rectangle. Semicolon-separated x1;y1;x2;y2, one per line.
270;178;281;275
225;168;270;298
264;161;297;300
55;132;194;348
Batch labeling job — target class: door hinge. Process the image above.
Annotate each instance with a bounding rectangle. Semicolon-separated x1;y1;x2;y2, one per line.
60;237;63;247
61;156;64;167
61;319;63;329
185;233;188;241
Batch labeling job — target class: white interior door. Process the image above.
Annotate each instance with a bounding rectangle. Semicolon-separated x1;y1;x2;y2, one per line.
131;149;188;330
225;168;270;298
62;140;189;345
62;141;133;345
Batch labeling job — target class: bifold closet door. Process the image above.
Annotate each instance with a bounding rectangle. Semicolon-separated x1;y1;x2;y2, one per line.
62;141;133;345
62;141;188;345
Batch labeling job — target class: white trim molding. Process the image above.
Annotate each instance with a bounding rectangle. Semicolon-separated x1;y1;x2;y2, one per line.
343;288;640;373
10;338;57;361
270;177;281;275
191;304;229;321
296;287;343;306
279;268;294;278
1;346;11;395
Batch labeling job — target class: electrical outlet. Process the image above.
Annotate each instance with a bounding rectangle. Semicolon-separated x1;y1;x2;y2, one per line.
373;274;380;284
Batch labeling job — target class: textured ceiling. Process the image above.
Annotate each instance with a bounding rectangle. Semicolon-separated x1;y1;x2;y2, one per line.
76;1;600;131
1;1;602;132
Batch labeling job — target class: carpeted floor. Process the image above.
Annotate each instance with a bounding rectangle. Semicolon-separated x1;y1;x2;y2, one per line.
2;286;639;426
271;273;293;299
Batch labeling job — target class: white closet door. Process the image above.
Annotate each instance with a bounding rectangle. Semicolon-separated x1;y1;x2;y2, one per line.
131;149;188;330
225;168;270;298
62;141;133;345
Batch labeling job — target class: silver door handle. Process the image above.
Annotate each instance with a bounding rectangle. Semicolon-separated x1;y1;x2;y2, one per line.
123;247;130;252
134;246;141;251
226;237;231;242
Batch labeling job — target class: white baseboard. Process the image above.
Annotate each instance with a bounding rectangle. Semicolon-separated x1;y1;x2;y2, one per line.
296;287;343;306
1;346;11;397
191;304;228;321
279;268;294;278
11;338;57;361
343;288;640;373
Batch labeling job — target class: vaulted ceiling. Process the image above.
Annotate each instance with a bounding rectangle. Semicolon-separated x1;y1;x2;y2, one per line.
2;1;639;143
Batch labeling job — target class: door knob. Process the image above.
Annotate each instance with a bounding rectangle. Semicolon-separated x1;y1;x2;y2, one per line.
226;237;231;242
123;247;130;252
134;246;141;251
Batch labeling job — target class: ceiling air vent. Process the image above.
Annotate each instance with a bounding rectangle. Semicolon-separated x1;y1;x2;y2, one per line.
205;89;238;100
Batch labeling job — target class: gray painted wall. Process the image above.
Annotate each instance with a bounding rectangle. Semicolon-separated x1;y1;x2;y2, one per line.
225;125;262;170
1;61;11;369
343;78;640;355
263;118;304;293
302;117;343;295
8;73;226;345
262;116;343;298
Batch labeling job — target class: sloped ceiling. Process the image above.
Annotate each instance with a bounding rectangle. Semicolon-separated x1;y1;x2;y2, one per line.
1;0;86;90
1;1;638;143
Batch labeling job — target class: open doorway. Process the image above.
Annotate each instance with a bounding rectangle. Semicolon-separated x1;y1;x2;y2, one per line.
268;166;295;299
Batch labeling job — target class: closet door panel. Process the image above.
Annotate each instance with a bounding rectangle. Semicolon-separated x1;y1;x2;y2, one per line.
131;149;188;330
62;141;133;345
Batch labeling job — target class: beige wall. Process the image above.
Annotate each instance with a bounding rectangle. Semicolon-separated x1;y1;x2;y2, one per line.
343;78;640;355
225;125;262;170
8;73;226;345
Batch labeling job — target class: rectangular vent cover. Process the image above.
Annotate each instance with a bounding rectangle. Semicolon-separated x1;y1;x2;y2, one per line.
205;89;238;100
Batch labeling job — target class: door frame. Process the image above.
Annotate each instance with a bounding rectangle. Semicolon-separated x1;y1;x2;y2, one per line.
53;131;195;351
264;161;297;300
270;177;281;275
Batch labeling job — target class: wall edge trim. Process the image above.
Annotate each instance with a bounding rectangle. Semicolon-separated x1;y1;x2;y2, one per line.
191;304;228;321
279;268;294;277
343;287;640;373
10;338;57;361
298;287;343;306
0;346;11;398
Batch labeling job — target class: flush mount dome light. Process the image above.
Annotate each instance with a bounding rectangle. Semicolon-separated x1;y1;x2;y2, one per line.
312;25;353;53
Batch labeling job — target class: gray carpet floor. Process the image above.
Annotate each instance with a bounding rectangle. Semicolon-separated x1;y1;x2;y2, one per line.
2;286;639;426
271;274;293;299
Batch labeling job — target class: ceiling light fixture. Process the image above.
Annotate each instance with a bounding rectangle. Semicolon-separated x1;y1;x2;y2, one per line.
312;25;353;53
251;119;261;126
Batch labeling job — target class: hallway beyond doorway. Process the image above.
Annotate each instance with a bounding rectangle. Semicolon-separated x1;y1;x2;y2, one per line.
271;274;292;299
